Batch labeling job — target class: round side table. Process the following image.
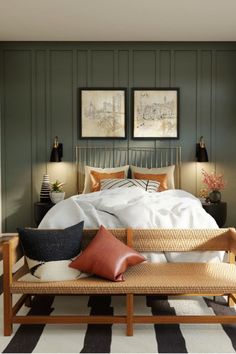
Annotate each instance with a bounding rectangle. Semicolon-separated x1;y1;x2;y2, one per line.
202;201;227;227
34;202;54;226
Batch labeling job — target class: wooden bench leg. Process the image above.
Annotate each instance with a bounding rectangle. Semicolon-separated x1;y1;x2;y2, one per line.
25;295;33;307
3;241;13;336
228;294;236;307
4;291;12;336
126;294;134;336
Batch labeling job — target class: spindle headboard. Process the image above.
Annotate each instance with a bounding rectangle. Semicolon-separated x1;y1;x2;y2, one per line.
76;146;181;193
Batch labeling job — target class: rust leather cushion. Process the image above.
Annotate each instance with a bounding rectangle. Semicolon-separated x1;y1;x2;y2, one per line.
90;170;125;192
69;225;146;281
134;172;168;192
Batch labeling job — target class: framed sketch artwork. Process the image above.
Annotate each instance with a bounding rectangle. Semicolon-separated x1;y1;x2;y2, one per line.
79;88;127;139
132;88;179;139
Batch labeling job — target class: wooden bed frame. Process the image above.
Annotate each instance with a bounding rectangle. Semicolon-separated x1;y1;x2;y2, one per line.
76;145;181;193
3;227;236;337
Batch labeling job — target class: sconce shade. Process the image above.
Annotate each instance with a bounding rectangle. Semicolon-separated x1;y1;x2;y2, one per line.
196;136;209;162
50;136;63;162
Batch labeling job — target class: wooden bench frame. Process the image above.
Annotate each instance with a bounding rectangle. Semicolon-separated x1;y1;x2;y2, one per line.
3;228;236;336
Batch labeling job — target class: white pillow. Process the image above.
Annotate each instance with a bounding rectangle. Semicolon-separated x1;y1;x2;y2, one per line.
25;257;81;281
130;165;175;189
141;252;167;263
83;165;129;194
100;178;160;193
19;261;90;282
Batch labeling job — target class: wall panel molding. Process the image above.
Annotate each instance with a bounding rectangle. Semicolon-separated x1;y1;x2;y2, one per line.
0;48;3;232
3;50;32;230
1;42;236;231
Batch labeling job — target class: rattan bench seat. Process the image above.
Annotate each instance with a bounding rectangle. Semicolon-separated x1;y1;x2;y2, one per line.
4;228;236;337
12;263;236;295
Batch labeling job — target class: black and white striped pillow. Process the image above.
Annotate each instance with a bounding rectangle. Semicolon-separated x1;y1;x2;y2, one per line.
100;178;160;193
17;221;84;281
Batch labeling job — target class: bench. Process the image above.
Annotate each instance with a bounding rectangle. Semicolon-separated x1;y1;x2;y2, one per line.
3;227;236;336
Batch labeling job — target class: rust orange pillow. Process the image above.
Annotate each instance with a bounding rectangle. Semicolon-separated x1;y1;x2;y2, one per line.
134;172;168;192
69;225;146;281
90;170;125;192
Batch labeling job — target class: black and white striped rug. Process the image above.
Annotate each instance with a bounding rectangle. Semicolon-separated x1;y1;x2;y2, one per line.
1;260;236;353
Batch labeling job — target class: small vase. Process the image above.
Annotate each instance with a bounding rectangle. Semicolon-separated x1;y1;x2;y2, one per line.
208;190;221;203
40;174;51;202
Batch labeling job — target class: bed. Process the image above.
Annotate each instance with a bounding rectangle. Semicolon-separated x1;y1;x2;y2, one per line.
76;145;182;193
39;145;223;263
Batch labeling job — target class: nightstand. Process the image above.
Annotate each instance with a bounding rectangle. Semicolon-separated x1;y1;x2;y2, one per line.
202;201;227;227
34;202;54;226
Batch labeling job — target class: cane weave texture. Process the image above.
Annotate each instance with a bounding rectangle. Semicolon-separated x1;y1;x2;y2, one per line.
132;228;232;252
12;263;236;295
81;228;233;252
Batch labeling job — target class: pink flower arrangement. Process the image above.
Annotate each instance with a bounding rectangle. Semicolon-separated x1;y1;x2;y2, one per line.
201;169;226;191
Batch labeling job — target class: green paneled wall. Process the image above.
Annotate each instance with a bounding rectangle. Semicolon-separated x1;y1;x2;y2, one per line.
0;42;236;232
2;50;33;229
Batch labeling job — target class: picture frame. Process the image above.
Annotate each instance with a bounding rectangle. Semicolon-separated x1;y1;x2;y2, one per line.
132;88;179;139
79;88;127;139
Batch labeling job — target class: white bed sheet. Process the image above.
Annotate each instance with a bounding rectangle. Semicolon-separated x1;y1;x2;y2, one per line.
39;188;223;263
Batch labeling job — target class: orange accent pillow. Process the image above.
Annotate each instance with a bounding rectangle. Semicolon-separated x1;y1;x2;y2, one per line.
90;170;125;192
134;172;168;192
69;225;146;281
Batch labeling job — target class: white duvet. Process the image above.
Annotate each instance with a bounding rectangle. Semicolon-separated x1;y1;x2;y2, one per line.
39;188;223;263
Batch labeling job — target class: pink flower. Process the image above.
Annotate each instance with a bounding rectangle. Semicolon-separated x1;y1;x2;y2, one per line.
201;169;226;191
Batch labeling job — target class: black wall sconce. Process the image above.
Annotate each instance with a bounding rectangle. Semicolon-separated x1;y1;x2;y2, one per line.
50;136;63;162
196;136;208;162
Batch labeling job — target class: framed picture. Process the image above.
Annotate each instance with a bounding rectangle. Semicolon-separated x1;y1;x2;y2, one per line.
79;88;127;139
132;88;179;139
